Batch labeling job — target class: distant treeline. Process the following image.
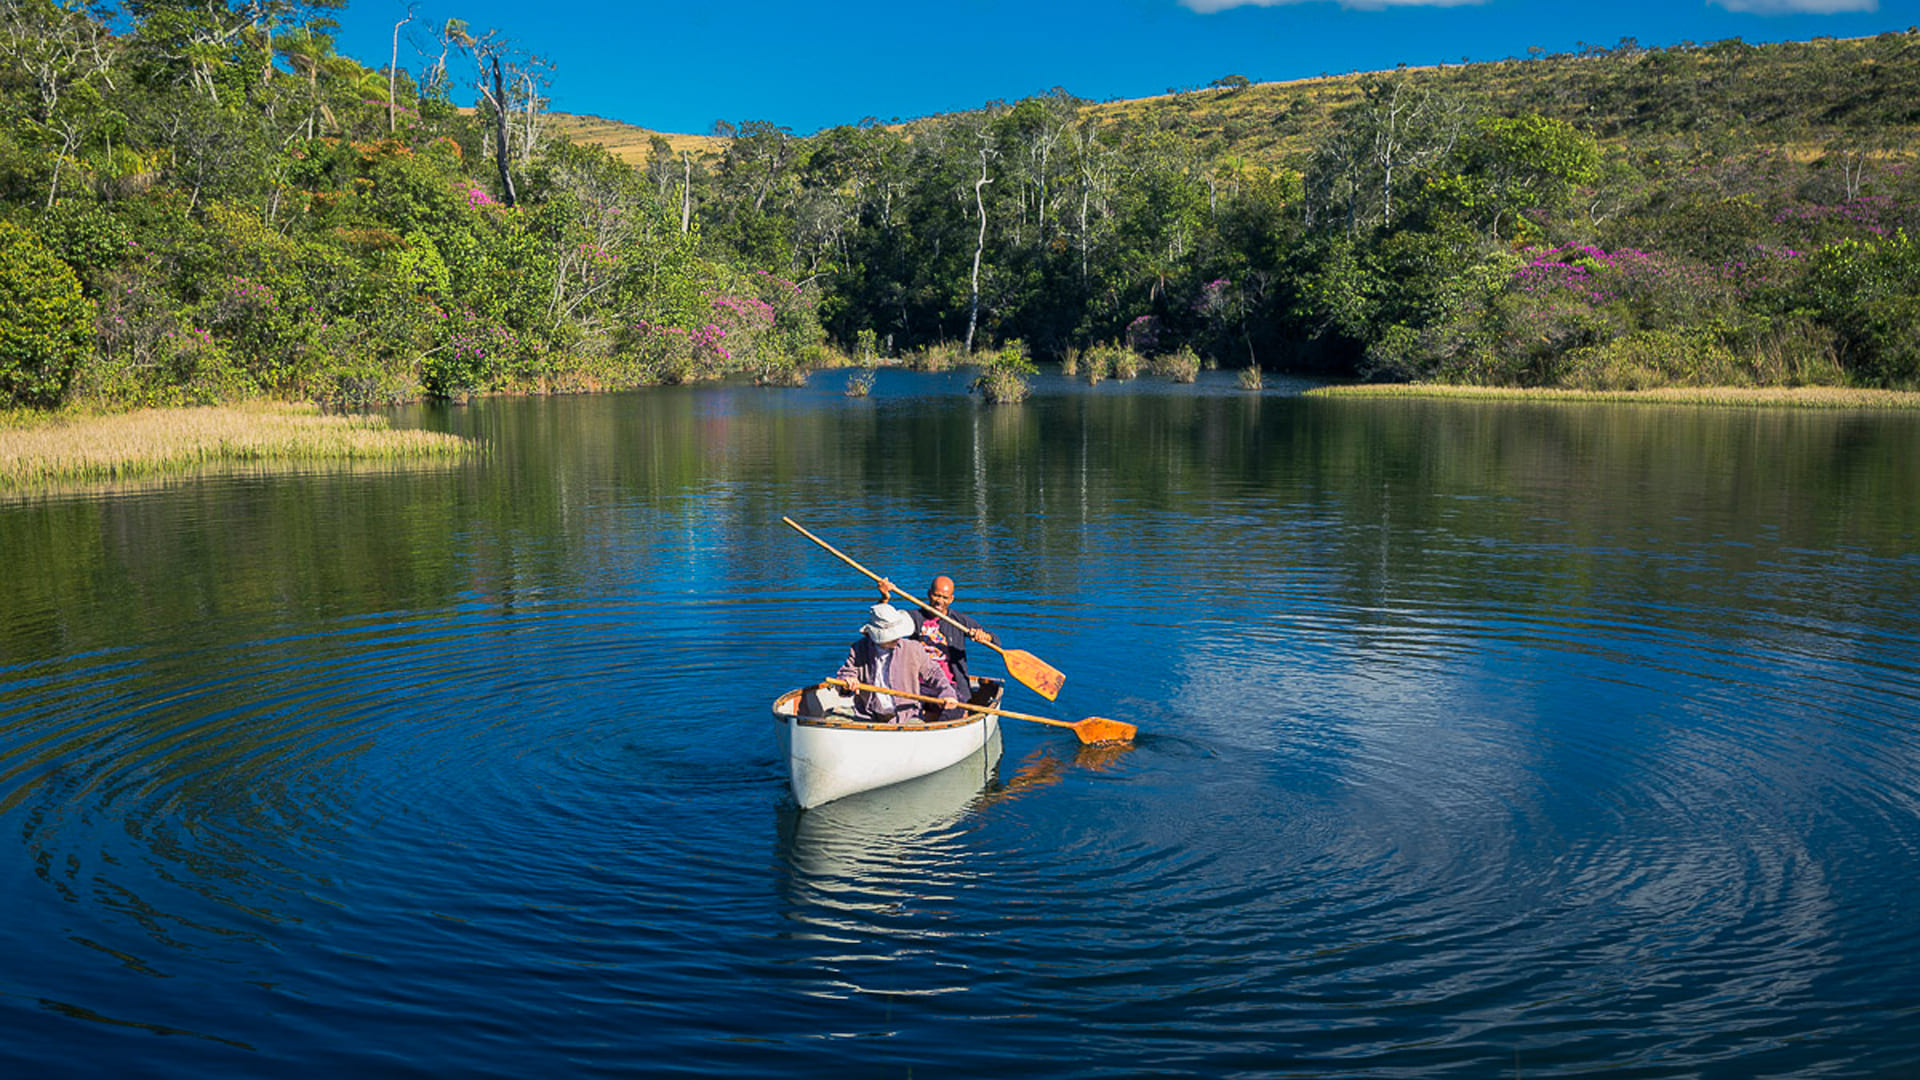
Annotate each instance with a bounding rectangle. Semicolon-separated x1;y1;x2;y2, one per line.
4;4;1920;412
693;32;1920;390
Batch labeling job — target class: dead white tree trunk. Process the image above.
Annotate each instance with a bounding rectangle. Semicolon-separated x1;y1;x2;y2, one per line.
388;10;412;133
965;140;994;354
680;151;693;234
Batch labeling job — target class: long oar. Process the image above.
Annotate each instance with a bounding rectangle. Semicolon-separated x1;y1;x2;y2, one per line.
826;679;1135;745
784;516;1066;701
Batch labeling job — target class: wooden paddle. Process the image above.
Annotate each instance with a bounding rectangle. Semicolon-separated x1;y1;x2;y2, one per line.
783;516;1067;701
826;679;1135;745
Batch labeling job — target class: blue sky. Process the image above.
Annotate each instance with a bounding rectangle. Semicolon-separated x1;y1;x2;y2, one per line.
326;0;1918;135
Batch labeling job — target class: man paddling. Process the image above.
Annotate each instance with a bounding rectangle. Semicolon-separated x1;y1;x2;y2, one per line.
878;575;996;703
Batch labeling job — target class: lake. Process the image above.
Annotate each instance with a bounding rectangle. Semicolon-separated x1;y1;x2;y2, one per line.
3;369;1918;1077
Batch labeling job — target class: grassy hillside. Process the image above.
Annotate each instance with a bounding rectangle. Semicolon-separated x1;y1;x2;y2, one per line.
560;32;1920;179
544;114;722;164
1079;33;1920;169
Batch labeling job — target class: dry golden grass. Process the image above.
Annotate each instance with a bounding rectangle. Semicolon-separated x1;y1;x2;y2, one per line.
1306;384;1920;410
543;113;723;165
1;402;473;491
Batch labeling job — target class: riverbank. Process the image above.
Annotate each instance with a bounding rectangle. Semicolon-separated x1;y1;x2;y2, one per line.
1305;385;1920;410
0;403;474;493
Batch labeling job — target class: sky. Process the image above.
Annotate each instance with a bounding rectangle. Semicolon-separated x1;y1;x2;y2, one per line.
324;0;1920;136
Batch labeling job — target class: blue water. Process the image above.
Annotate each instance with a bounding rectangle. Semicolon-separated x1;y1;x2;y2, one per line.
2;370;1919;1076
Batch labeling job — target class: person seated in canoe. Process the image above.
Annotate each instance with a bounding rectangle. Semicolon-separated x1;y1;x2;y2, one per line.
828;602;962;723
877;575;996;702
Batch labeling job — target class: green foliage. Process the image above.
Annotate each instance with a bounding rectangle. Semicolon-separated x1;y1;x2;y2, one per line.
422;308;516;398
0;220;95;407
6;2;1920;407
1802;232;1920;386
970;339;1036;403
1155;345;1202;383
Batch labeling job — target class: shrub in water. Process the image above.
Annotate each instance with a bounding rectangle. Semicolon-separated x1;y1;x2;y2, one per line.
906;342;962;371
1158;345;1202;383
971;340;1036;403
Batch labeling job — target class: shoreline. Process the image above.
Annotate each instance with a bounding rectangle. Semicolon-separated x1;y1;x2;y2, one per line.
1304;384;1920;410
1;402;474;494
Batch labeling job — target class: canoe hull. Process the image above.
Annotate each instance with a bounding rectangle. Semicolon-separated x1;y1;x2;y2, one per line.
773;680;1004;809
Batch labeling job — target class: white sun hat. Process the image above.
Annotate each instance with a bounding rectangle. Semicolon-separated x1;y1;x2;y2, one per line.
861;603;916;644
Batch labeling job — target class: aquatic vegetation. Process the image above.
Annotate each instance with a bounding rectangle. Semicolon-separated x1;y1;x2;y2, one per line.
971;341;1035;403
904;342;964;372
0;403;473;491
1157;346;1202;384
1059;347;1081;377
1084;342;1143;381
844;371;875;397
1238;365;1264;391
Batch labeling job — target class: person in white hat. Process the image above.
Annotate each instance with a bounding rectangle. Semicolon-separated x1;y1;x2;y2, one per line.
828;602;961;723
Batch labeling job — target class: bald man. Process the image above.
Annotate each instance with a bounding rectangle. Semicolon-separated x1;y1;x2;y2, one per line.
877;575;996;705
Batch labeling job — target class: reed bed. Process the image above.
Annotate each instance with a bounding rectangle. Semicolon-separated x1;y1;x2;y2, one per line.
844;371;876;397
1;403;473;490
1155;346;1203;384
1082;342;1144;382
1305;384;1920;410
903;342;965;372
1238;366;1264;391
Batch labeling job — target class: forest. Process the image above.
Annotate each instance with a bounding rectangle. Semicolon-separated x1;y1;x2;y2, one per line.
6;0;1920;412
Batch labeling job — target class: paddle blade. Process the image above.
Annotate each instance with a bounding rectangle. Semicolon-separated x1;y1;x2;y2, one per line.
1004;649;1065;701
1072;717;1136;745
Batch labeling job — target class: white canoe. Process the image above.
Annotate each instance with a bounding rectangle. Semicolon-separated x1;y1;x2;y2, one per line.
772;678;1005;809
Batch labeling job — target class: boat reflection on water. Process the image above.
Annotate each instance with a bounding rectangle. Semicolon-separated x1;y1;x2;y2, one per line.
770;731;1138;1005
775;729;1137;897
777;727;1005;893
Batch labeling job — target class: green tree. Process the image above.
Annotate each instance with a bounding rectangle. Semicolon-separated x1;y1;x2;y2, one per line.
1446;114;1601;240
1802;232;1920;386
0;219;95;407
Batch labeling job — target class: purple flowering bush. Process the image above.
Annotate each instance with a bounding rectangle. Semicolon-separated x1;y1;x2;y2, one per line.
422;307;519;398
1124;314;1162;355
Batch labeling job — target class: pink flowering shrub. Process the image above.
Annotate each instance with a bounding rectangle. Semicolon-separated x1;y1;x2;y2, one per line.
619;318;730;384
614;269;826;385
748;269;826;365
1124;314;1162;354
1772;195;1896;247
423;307;518;397
1388;243;1822;387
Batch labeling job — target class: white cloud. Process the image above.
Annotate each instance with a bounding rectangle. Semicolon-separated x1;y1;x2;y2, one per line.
1182;0;1487;11
1709;0;1877;10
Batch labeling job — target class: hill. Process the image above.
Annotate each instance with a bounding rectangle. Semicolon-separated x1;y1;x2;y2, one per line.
556;33;1920;181
544;114;723;164
1074;33;1920;169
